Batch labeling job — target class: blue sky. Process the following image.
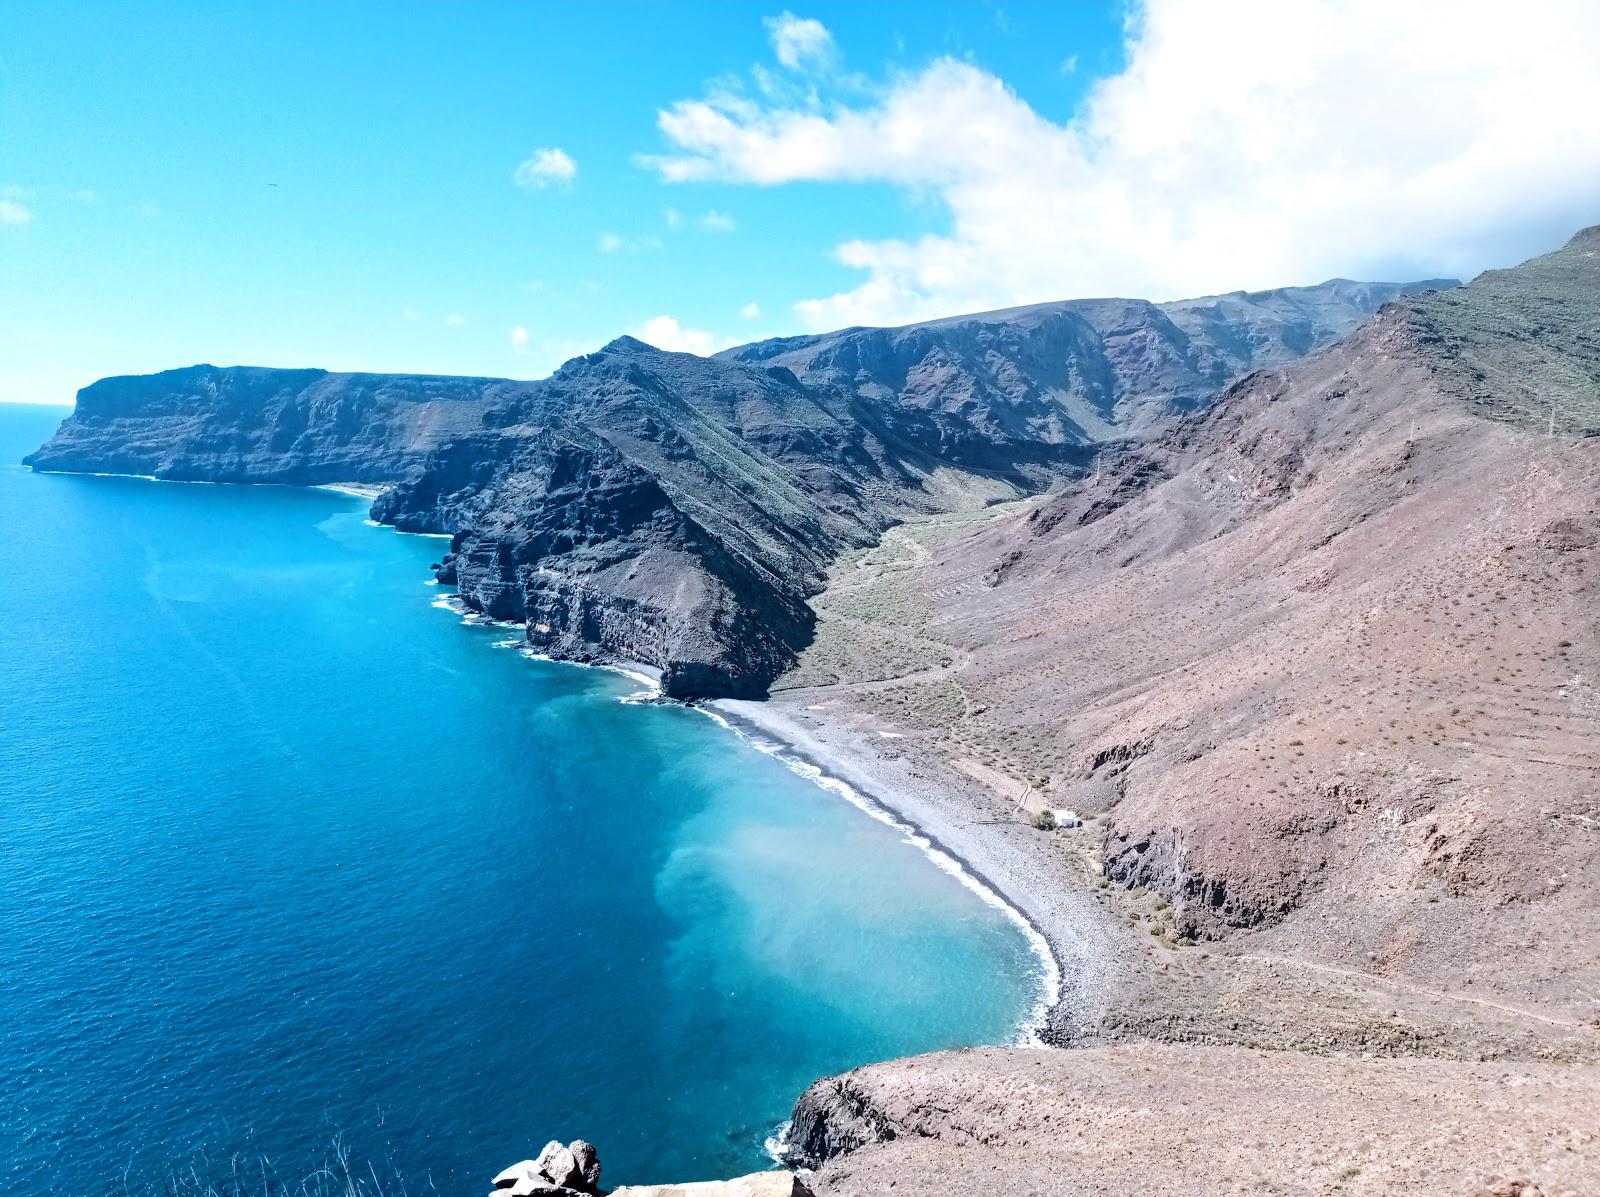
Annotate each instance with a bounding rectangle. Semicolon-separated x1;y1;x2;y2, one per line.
0;3;1123;402
4;1;1598;405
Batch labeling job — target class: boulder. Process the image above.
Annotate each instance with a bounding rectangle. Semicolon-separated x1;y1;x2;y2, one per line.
569;1139;602;1190
536;1140;581;1189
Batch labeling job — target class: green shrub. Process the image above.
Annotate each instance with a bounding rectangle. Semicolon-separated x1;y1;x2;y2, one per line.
1031;808;1058;831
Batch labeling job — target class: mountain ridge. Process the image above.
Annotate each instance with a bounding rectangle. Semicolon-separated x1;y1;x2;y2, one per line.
24;274;1454;697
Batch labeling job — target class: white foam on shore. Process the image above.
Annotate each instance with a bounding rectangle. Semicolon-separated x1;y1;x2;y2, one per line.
762;1120;793;1167
421;591;662;701
361;516;452;538
314;483;384;500
697;707;1062;1047
514;647;662;701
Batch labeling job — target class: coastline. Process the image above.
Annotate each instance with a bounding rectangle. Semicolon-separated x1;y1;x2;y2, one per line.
411;563;1080;1044
708;695;1115;1043
37;457;1091;1046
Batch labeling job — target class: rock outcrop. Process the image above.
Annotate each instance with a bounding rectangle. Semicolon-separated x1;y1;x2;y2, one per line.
27;279;1445;698
491;1138;604;1197
491;1141;805;1197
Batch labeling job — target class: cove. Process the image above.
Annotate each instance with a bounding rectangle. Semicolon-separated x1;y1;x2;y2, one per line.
0;404;1043;1193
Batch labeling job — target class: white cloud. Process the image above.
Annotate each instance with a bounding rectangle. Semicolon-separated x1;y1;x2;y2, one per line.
445;313;466;327
630;315;732;356
0;199;33;225
648;0;1600;330
598;232;662;253
764;11;836;71
401;307;419;321
664;207;682;229
513;147;577;191
699;209;737;233
1059;54;1078;75
740;302;761;319
510;325;530;351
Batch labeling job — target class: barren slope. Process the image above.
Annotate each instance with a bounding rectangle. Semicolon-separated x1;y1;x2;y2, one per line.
791;1044;1600;1197
776;228;1600;1030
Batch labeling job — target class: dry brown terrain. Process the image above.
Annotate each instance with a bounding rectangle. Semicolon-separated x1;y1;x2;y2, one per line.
752;231;1600;1194
793;1044;1600;1197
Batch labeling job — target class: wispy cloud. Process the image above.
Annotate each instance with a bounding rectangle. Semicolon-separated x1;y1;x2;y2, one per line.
699;209;736;233
0;199;32;226
647;0;1600;330
598;232;662;253
513;147;577;191
510;325;530;352
740;302;761;320
444;313;466;327
764;11;836;72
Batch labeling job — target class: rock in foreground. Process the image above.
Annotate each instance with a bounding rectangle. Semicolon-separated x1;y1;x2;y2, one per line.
492;1141;804;1197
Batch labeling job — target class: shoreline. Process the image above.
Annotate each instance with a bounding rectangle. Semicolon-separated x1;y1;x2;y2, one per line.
707;696;1115;1044
414;572;1075;1043
315;481;389;500
704;697;1068;1044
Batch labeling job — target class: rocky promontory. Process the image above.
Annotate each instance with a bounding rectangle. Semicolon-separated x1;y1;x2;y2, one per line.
22;363;508;484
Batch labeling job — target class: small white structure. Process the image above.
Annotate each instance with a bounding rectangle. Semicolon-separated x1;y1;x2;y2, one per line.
1049;809;1083;829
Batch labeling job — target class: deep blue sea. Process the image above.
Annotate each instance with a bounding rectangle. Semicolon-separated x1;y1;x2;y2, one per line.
0;403;1044;1194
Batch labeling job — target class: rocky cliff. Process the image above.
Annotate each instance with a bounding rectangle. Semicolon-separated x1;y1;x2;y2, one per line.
26;277;1443;698
22;364;508;484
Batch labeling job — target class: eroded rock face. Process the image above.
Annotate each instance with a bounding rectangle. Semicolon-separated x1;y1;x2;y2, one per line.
29;278;1438;699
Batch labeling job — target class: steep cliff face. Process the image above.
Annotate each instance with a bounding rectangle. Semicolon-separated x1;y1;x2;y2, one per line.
22;364;507;483
372;337;1066;697
27;275;1443;698
722;278;1454;443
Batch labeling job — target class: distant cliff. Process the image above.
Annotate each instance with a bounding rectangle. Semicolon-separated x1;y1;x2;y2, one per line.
22;365;508;484
25;277;1449;698
722;278;1455;442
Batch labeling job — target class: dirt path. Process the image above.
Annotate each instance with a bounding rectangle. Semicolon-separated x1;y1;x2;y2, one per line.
1232;951;1590;1030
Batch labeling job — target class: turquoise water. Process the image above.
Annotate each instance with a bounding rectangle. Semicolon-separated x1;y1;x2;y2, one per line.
0;403;1043;1193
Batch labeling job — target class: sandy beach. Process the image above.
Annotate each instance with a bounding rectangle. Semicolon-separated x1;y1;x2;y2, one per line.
315;481;389;500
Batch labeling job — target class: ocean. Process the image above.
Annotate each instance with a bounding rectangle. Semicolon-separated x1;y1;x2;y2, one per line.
0;402;1044;1193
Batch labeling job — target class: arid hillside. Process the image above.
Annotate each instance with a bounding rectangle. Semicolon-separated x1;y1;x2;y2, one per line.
775;228;1600;1028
